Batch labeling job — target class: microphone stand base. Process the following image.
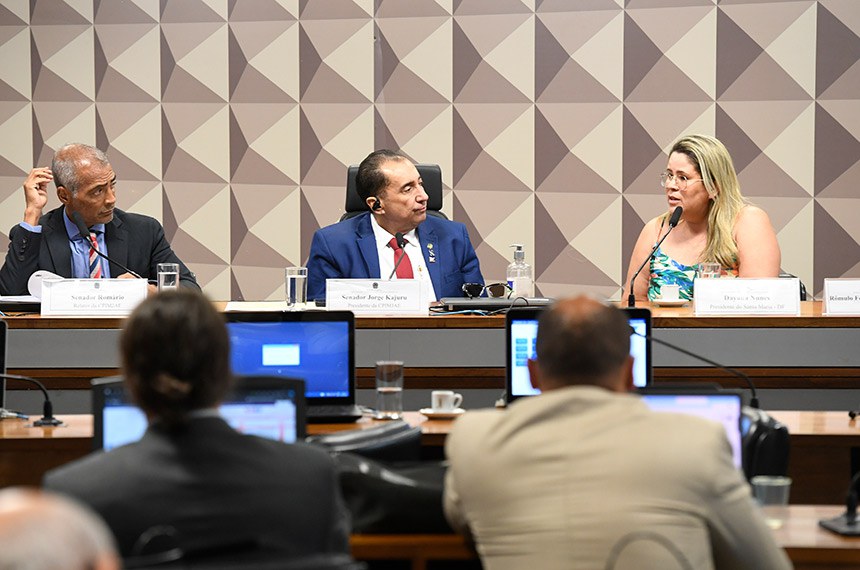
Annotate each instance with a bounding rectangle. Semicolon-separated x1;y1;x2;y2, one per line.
33;417;64;427
820;514;860;536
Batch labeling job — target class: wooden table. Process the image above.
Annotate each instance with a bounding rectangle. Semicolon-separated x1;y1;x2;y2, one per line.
349;505;860;570
2;410;858;506
0;415;92;487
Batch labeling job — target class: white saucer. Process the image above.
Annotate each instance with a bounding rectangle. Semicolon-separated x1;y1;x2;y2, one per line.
651;298;689;307
420;408;466;420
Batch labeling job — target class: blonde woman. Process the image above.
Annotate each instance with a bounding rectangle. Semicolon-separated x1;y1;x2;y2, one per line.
623;134;781;302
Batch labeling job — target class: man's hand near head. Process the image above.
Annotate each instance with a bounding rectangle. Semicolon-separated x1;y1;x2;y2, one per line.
23;167;52;225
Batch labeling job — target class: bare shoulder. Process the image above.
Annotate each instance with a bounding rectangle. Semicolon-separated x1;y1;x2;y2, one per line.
735;204;773;228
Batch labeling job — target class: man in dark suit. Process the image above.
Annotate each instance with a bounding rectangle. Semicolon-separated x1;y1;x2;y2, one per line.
307;149;483;301
44;290;351;560
0;143;197;295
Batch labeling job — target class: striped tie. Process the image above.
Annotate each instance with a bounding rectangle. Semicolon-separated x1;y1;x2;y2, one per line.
88;232;102;279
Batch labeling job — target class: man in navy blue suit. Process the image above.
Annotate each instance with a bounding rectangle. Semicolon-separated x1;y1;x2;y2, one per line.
307;150;483;301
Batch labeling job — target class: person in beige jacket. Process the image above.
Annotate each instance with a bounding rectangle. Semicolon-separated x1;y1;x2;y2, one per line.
444;296;792;570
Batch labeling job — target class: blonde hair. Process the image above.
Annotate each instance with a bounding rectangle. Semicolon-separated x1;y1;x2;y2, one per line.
668;134;747;268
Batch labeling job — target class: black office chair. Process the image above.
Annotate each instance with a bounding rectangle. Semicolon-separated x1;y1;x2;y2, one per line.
779;272;808;301
307;421;451;534
305;420;422;462
741;406;790;481
341;163;447;221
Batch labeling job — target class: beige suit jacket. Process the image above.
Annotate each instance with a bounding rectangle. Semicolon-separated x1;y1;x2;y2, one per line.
444;386;792;570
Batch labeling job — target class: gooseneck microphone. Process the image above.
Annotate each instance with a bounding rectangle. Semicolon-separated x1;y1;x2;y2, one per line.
387;232;408;280
820;470;860;536
0;373;63;426
627;206;683;308
633;330;760;409
71;211;142;279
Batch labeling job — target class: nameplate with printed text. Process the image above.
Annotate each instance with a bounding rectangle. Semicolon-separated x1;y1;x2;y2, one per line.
693;278;800;316
326;279;427;315
823;279;860;315
41;278;148;316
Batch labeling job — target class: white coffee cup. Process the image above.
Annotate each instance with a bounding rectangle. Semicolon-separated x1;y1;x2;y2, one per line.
661;284;680;301
431;390;463;412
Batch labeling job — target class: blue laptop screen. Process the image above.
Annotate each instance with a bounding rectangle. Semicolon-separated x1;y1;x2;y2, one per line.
641;393;743;468
97;382;302;451
227;321;350;399
509;314;650;397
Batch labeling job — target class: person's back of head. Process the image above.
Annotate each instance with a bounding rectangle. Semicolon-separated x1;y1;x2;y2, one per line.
121;289;232;429
528;295;634;392
0;488;119;570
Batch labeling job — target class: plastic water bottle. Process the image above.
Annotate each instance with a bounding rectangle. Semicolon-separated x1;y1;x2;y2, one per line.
506;244;534;298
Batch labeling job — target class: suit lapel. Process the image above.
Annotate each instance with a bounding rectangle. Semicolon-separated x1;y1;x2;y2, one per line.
105;212;129;278
418;221;441;294
44;209;74;278
356;214;381;278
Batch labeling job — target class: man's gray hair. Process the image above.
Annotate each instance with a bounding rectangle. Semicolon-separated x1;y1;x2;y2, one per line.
0;488;119;570
51;143;110;195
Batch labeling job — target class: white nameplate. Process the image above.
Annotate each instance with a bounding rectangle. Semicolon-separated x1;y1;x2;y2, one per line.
41;278;148;316
694;278;800;316
326;279;427;315
823;279;860;315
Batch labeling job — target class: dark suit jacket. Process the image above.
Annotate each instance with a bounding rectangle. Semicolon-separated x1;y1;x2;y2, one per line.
43;417;350;558
307;212;483;300
0;206;198;295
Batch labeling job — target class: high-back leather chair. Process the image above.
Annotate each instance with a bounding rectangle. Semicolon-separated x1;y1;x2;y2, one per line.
341;163;447;221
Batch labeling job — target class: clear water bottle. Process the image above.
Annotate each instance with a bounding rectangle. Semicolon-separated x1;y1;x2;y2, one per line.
506;244;534;298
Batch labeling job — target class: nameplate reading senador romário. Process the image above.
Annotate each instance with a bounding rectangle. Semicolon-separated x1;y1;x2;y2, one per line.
694;278;800;316
326;279;427;315
41;278;148;316
823;279;860;316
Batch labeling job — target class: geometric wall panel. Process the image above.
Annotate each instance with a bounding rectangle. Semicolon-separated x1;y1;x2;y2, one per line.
0;1;858;301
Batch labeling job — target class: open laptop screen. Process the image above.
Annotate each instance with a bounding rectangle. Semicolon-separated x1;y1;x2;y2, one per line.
507;307;651;400
224;311;355;406
92;376;306;451
639;389;744;468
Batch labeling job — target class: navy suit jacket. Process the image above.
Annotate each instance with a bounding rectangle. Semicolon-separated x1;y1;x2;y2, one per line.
0;206;198;295
307;212;483;300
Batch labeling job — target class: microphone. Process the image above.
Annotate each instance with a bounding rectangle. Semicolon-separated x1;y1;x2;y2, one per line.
71;212;143;279
0;373;63;426
628;206;683;308
633;330;760;408
387;232;408;280
820;470;860;535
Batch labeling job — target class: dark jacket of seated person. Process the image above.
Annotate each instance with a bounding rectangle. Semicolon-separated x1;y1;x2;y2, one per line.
44;291;350;559
0;143;198;296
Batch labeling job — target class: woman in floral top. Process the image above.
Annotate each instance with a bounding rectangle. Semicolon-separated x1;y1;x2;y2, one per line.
623;134;780;302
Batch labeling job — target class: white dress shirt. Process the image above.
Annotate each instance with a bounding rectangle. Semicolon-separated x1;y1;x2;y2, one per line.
370;215;437;301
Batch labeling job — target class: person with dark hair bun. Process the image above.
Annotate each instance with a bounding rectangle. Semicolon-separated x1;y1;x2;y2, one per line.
44;290;350;560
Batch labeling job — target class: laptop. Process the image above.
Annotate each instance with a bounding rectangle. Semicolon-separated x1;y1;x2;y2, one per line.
223;311;362;423
505;307;652;402
638;387;745;469
92;376;307;451
437;297;553;312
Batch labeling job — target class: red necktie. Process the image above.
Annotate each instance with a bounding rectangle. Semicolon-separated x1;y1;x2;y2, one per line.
388;237;414;279
88;233;102;278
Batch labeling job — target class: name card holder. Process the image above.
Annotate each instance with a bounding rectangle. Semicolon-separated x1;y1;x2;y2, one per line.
694;278;800;316
823;279;860;315
41;278;148;316
326;279;427;315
